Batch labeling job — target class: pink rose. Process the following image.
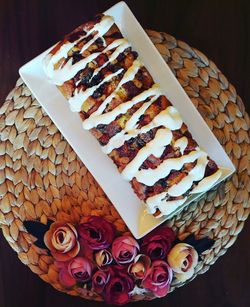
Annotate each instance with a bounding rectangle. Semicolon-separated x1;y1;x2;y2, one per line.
92;270;110;294
142;260;173;297
44;222;80;261
57;257;93;287
103;266;134;305
69;257;93;282
112;236;139;264
128;254;151;280
167;243;198;282
141;227;175;260
78;216;116;250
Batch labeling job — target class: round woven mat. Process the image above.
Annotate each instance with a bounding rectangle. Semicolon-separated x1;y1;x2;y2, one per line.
0;30;249;302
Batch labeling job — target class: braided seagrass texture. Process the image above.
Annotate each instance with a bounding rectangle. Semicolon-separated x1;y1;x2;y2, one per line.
0;30;249;302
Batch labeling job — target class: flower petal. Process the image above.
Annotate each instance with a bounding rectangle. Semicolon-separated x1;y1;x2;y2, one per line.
175;267;195;282
59;269;76;287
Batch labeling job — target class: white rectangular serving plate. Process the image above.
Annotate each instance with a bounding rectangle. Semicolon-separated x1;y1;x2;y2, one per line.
19;1;235;239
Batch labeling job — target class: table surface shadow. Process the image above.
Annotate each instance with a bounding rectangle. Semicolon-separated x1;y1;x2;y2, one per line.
0;1;249;307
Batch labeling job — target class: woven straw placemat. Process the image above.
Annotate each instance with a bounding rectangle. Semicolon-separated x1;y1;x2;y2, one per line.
0;30;249;302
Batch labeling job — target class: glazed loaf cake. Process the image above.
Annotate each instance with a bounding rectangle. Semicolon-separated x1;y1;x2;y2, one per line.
43;14;221;217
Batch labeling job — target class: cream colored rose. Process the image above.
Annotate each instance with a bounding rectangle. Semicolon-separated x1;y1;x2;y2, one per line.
167;243;198;282
128;254;151;279
95;249;113;267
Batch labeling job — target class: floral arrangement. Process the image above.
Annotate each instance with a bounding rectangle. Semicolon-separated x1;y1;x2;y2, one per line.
24;216;213;305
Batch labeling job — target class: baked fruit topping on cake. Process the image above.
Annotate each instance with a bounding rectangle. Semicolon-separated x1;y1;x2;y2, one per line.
43;14;222;217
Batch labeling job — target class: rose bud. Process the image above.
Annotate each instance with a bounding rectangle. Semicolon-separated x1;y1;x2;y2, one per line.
44;222;80;261
92;270;110;294
142;260;173;297
78;216;116;250
112;236;139;264
95;249;113;267
167;243;198;282
128;254;151;280
141;227;175;260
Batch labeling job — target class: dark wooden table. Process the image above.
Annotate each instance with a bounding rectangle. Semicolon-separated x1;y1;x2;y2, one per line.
0;1;249;306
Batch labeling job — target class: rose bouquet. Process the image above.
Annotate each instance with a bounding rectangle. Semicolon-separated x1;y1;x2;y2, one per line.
24;216;213;305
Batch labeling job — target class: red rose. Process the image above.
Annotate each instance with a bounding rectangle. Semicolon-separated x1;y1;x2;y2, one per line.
103;266;134;305
78;216;116;250
141;227;175;260
142;260;173;297
92;270;110;294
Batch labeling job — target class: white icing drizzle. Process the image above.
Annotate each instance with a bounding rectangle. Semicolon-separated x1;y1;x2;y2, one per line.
102;131;134;154
144;155;221;213
43;15;115;85
102;104;182;154
145;196;187;216
122;128;173;181
99;36;107;47
167;155;209;197
190;169;222;194
69;68;123;112
69;59;141;114
90;39;131;80
82;84;160;129
43;41;78;84
174;136;188;154
144;155;209;212
48;52;101;86
125;99;154;130
136;149;205;186
102;84;161;154
79;15;114;54
157;198;187;217
140;106;183;133
75;78;82;87
76;39;131;93
89;59;142;118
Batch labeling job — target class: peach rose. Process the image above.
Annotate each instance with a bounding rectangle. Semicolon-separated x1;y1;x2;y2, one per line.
128;254;151;280
44;222;80;261
95;249;113;267
167;243;198;282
